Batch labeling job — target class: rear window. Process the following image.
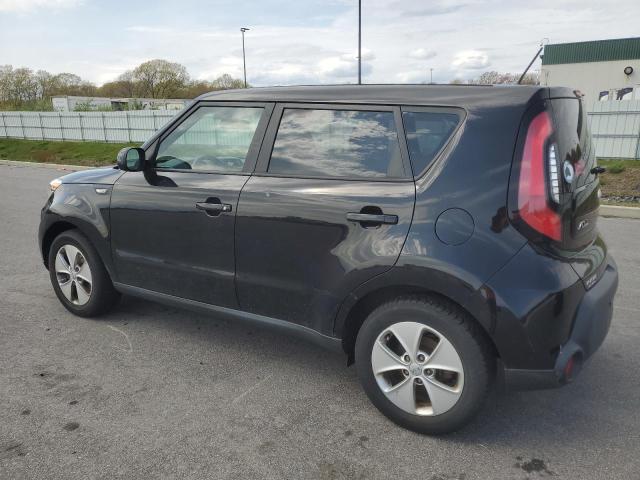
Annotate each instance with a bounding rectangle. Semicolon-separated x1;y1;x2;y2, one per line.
268;108;406;178
402;111;460;175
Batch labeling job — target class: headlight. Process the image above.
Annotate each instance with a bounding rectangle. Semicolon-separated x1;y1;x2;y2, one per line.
49;178;62;192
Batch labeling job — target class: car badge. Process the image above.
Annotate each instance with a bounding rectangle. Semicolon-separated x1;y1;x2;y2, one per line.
562;161;574;183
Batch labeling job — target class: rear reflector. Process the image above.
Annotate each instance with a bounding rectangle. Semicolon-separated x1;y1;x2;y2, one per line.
517;111;561;241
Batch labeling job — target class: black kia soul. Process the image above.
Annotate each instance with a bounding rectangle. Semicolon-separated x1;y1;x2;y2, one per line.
39;85;618;434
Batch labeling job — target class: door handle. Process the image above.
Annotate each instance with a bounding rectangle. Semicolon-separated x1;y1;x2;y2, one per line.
346;212;398;225
195;201;232;216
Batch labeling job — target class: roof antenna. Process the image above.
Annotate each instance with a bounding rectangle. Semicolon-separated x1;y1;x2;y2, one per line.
517;38;549;84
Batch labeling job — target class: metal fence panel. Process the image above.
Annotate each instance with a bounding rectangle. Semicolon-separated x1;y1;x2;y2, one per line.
0;110;177;144
1;106;639;160
588;100;640;159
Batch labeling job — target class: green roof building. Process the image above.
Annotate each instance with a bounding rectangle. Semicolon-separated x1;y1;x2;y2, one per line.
540;37;640;107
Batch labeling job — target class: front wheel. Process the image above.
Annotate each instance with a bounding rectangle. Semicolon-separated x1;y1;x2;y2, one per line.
355;296;494;434
48;230;120;317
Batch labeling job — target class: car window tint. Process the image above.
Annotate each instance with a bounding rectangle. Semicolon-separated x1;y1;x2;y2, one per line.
155;106;263;172
268;109;405;178
402;111;460;176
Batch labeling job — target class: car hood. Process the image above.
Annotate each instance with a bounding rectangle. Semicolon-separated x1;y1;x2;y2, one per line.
60;166;125;185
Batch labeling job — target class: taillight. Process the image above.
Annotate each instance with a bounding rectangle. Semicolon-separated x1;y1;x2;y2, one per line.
517;111;561;241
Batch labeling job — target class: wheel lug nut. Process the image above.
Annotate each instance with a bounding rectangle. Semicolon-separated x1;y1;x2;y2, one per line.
425;368;434;377
415;378;423;384
403;354;410;363
417;354;425;362
402;369;409;377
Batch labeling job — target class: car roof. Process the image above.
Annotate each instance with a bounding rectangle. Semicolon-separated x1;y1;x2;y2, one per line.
197;84;550;109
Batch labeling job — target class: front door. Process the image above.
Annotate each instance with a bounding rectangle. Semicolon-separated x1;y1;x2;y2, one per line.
110;102;272;307
235;104;416;334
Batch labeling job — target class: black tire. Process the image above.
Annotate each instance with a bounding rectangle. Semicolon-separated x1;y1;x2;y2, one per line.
355;295;494;434
48;229;120;317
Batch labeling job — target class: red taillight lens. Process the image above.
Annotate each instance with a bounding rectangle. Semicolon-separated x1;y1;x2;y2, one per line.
517;111;561;241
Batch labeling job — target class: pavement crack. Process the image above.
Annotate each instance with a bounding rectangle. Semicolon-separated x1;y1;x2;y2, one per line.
232;374;274;405
107;325;133;353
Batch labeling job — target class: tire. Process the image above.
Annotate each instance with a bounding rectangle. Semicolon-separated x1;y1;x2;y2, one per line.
355;295;494;434
48;229;120;317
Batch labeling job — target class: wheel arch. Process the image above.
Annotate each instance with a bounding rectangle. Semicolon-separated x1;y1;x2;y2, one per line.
40;217;116;280
41;220;76;268
336;276;500;365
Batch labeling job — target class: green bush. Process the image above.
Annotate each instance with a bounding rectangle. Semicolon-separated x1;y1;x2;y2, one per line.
607;163;626;174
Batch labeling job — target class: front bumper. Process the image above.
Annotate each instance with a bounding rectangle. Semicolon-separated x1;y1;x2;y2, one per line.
504;257;618;390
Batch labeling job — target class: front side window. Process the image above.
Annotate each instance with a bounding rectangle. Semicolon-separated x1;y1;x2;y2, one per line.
268;108;405;178
402;111;460;176
155;106;263;172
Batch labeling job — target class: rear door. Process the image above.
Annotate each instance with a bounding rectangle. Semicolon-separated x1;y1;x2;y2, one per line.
234;103;416;335
550;96;606;284
110;102;273;307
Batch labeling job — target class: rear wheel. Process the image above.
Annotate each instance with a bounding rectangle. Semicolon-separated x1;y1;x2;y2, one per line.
48;230;120;317
355;296;494;434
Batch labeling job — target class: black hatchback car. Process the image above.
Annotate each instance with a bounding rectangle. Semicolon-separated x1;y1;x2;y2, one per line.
39;85;618;434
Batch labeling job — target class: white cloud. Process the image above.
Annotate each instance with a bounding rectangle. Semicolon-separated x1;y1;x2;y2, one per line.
452;50;490;70
0;0;82;13
126;25;173;34
409;48;437;60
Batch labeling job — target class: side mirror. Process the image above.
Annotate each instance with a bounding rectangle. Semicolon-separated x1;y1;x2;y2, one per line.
117;147;146;171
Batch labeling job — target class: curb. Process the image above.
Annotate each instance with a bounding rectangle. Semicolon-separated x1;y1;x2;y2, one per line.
600;204;640;219
0;159;95;172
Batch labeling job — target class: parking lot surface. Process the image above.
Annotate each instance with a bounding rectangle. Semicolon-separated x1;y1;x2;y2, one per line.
1;163;639;479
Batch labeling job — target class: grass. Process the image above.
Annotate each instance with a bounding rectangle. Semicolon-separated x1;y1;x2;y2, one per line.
0;138;138;167
597;159;640;202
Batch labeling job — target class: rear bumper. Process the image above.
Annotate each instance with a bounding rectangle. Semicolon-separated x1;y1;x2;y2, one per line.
504;257;618;390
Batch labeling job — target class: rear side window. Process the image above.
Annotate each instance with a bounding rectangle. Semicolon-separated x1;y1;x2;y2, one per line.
268;108;406;178
402;111;460;176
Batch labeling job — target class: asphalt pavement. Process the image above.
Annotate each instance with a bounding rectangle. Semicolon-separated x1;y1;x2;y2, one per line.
1;162;639;479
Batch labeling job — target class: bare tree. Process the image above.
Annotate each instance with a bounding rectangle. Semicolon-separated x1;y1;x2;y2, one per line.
452;71;540;85
210;73;245;90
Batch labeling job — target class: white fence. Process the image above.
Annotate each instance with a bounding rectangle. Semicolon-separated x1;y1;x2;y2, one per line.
1;105;639;159
0;110;177;144
588;100;640;160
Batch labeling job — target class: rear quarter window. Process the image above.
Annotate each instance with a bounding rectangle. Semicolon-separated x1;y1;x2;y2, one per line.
402;111;461;176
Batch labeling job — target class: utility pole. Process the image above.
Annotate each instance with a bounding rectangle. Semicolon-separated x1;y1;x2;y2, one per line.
358;0;362;84
240;27;250;88
430;68;434;84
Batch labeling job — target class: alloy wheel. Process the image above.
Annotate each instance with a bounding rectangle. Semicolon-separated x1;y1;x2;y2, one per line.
54;244;93;306
371;321;464;416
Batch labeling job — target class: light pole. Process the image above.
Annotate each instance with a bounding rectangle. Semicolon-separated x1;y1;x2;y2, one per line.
240;27;250;88
429;68;433;84
357;0;361;84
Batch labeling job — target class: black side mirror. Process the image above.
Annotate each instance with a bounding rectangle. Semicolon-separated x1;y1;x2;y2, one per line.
117;147;146;171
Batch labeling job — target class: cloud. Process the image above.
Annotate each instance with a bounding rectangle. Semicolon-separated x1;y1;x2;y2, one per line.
126;25;173;34
317;51;374;79
409;48;437;60
452;50;490;70
0;0;82;13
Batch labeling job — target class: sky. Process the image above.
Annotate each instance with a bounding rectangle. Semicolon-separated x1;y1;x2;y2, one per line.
1;0;639;87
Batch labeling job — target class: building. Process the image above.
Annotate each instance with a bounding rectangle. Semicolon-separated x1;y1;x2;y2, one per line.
52;96;189;112
540;37;640;107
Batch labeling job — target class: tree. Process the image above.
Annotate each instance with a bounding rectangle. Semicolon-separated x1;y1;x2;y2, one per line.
132;59;189;98
211;73;245;90
451;71;540;86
